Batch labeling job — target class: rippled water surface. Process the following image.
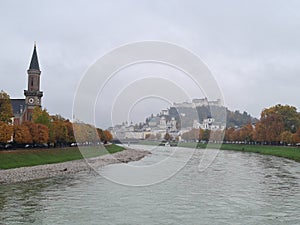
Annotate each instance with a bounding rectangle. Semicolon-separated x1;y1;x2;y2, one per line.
1;145;300;225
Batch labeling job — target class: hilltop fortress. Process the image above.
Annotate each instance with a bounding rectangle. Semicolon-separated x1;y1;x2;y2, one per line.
111;98;225;141
173;98;221;108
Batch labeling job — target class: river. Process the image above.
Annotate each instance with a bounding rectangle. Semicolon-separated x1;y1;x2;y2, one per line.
1;145;300;225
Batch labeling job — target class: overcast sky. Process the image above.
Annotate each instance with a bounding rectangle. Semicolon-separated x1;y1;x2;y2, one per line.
0;0;299;128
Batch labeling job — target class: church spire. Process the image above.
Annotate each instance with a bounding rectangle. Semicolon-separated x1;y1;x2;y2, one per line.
29;42;40;70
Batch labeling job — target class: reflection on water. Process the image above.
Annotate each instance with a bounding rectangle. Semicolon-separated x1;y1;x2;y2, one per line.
0;146;300;225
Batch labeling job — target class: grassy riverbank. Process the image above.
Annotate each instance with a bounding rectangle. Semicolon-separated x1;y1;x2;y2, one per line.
138;140;300;162
0;144;124;169
218;144;300;162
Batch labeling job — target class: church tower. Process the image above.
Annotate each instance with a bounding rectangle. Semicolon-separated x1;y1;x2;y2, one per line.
24;43;43;121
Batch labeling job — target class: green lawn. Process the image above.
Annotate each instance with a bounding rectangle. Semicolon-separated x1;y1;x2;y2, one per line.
218;144;300;162
194;142;300;163
138;140;300;162
0;144;124;169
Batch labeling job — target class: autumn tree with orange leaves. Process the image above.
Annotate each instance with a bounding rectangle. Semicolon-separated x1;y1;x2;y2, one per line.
13;124;32;144
0;121;13;143
23;121;49;144
292;128;300;144
253;105;300;144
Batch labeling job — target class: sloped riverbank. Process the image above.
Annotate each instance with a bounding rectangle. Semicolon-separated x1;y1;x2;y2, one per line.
0;148;150;184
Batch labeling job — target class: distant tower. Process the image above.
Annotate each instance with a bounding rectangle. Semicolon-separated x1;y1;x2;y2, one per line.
24;43;43;121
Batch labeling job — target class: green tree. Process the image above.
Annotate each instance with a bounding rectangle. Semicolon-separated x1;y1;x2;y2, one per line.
32;107;51;127
202;129;211;142
0;90;13;123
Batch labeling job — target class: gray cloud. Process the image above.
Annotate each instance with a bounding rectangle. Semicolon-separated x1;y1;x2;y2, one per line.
0;0;299;128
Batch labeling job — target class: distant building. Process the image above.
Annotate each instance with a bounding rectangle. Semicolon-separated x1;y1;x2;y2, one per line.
174;98;221;108
148;117;160;127
167;117;177;132
161;109;169;116
11;43;43;125
192;98;209;106
158;116;167;129
193;117;225;130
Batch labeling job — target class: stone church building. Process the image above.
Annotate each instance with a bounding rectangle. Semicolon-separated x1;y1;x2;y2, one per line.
11;44;43;125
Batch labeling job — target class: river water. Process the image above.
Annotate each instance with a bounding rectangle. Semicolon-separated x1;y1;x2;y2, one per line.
1;145;300;225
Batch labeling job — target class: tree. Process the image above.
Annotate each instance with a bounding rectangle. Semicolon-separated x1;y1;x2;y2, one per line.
267;104;300;133
145;133;156;140
73;122;98;144
103;130;113;143
280;131;293;145
97;128;104;142
253;121;266;143
23;121;49;144
13;124;32;144
0;121;13;143
181;129;200;141
49;120;68;146
65;120;76;144
230;129;240;142
97;128;113;143
199;128;204;141
256;108;285;144
164;132;172;141
48;116;75;146
156;133;162;140
292;128;300;144
0;90;13;123
264;113;284;143
32;107;51;127
210;130;223;142
73;123;85;143
225;127;235;142
202;129;211;142
239;123;254;142
36;124;49;144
